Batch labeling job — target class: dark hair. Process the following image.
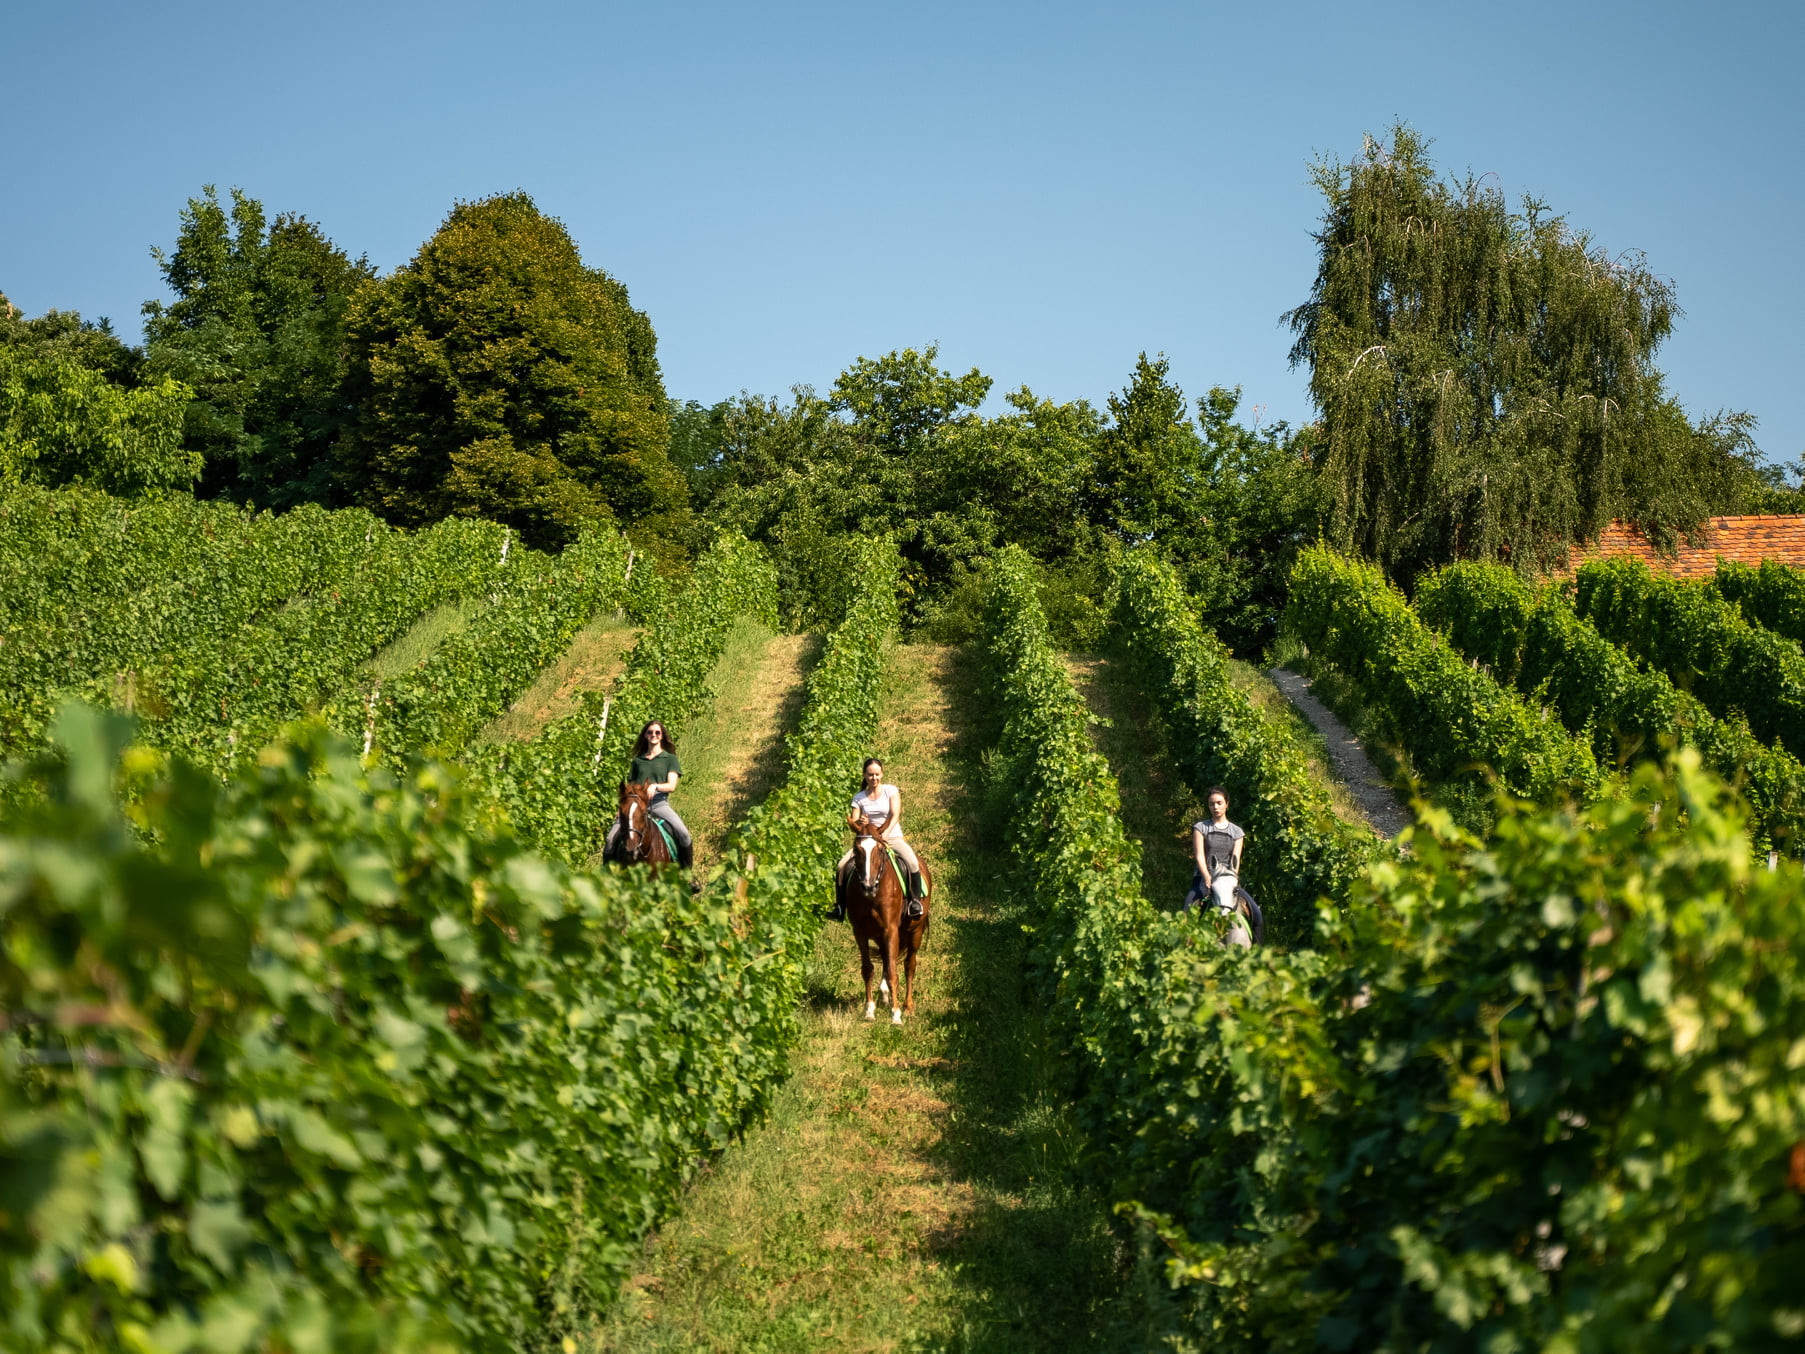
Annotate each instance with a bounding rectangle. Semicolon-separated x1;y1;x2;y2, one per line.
862;757;883;777
1205;786;1230;809
634;720;676;759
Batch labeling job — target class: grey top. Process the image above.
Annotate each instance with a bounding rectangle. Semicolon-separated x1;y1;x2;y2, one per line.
1193;819;1245;875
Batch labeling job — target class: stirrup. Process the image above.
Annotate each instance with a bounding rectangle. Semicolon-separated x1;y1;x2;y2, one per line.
906;897;924;919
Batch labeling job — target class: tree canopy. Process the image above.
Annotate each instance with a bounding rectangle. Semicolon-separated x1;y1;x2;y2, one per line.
0;346;195;495
335;192;685;551
1288;124;1762;581
143;187;375;509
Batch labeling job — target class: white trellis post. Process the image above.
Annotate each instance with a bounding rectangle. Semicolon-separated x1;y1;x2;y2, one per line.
362;680;382;762
592;696;613;768
623;548;635;583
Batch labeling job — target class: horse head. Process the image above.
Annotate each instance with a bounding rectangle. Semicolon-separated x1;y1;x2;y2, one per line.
617;780;654;861
846;809;888;901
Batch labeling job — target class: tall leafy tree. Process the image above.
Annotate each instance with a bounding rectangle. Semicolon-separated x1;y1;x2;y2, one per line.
0;348;195;495
0;294;144;387
1287;125;1761;581
143;187;374;508
336;193;683;550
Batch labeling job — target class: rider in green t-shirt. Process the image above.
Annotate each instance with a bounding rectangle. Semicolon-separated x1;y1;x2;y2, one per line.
603;720;694;869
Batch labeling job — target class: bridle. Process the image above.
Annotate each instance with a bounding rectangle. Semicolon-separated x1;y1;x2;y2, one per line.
619;790;649;859
850;813;887;901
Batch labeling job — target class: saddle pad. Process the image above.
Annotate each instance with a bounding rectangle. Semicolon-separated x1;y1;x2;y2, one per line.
652;817;678;859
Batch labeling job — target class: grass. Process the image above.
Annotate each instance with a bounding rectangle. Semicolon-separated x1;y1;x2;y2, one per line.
366;598;478;681
1064;654;1198;912
589;644;1179;1352
476;614;638;744
673;619;821;873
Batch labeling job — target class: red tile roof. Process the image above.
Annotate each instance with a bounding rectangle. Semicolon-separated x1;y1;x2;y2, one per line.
1559;516;1805;580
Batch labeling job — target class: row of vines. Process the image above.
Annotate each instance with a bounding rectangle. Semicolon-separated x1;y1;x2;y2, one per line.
0;486;898;1350
983;544;1805;1351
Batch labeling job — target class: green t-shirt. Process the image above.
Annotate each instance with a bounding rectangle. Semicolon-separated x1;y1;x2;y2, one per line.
631;750;680;800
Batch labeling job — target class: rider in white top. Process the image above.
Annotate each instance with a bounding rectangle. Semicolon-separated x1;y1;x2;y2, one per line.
839;757;926;916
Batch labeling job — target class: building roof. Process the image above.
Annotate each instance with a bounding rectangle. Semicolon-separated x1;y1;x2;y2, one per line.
1560;515;1805;580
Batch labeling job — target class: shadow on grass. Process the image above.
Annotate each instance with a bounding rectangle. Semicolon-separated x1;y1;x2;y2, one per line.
915;647;1185;1352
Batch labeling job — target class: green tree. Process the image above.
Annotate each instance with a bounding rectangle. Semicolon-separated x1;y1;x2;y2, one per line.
0;347;195;495
1287;124;1763;581
1088;352;1204;542
0;293;145;387
336;192;683;551
143;186;375;509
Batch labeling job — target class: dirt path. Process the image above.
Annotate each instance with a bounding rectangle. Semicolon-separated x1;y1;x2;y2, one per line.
1266;667;1411;838
592;644;1163;1353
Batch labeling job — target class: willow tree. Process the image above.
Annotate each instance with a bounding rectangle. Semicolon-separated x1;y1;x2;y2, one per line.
1287;126;1758;580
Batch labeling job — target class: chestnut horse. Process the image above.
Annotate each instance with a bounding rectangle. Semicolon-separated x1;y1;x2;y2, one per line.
839;809;931;1024
609;780;676;870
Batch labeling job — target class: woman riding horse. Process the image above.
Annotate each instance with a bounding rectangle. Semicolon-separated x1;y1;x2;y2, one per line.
603;719;694;870
837;757;927;917
1183;785;1251;947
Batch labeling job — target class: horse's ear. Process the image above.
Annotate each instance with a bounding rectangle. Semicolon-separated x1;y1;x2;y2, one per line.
618;779;628;793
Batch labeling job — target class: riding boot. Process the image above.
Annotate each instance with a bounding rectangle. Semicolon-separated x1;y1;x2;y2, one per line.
906;871;925;918
677;838;694;871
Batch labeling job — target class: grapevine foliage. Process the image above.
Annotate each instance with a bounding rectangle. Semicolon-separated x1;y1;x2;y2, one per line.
1284;544;1599;803
1717;556;1805;648
1419;558;1805;851
462;533;780;864
1109;550;1378;944
980;546;1805;1352
0;535;899;1353
1576;555;1805;763
0;482;514;782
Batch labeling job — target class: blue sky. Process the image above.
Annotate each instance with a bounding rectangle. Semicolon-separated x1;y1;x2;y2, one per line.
5;0;1801;460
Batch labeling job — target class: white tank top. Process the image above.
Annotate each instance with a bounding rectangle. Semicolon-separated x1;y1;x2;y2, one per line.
852;784;897;830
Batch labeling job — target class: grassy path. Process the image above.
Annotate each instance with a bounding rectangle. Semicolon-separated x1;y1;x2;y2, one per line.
591;644;1165;1353
477;614;638;743
673;619;821;873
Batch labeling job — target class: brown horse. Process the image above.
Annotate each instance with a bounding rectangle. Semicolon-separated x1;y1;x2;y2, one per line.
839;810;931;1025
609;780;676;870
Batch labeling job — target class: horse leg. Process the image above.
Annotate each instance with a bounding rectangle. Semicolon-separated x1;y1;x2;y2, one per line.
884;924;903;1025
903;928;923;1014
860;932;877;1020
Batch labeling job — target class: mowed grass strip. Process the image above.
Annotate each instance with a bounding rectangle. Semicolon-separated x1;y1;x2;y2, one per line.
366;598;478;681
592;645;1171;1354
476;613;638;744
672;619;821;873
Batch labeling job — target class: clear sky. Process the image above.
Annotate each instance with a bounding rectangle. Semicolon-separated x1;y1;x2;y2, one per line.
5;1;1801;461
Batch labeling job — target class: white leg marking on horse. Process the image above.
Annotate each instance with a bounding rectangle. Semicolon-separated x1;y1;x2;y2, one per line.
864;1000;876;1020
890;1007;902;1025
879;978;889;998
